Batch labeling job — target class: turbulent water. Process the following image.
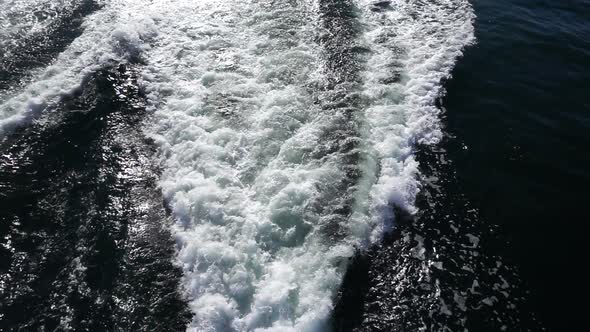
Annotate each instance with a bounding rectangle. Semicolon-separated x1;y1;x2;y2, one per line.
0;0;553;331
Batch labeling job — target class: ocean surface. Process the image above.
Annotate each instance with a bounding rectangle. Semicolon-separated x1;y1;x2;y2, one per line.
0;0;587;331
443;0;589;330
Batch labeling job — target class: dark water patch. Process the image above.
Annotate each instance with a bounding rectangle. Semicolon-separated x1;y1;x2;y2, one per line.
331;247;371;331
333;137;545;331
318;0;364;85
313;0;368;241
370;1;392;12
439;0;590;330
0;64;190;331
0;0;100;93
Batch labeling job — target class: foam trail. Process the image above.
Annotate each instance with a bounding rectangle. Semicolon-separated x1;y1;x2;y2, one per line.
354;0;475;238
138;1;363;329
137;0;474;331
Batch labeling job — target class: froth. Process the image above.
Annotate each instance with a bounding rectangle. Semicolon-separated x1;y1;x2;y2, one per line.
139;0;475;330
355;0;475;237
138;1;361;329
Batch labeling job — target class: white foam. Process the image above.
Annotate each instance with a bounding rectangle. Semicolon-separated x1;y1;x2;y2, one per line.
134;1;360;329
355;0;475;237
139;0;474;330
136;0;474;330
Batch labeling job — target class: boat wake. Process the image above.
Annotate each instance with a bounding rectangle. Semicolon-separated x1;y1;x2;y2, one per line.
0;0;476;331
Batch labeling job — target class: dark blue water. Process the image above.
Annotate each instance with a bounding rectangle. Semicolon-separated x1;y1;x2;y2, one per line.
443;0;590;330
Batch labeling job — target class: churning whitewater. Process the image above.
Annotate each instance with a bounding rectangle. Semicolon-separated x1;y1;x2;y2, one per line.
0;0;474;331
